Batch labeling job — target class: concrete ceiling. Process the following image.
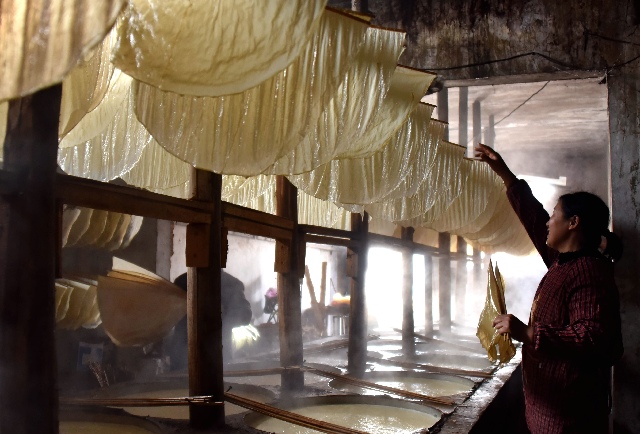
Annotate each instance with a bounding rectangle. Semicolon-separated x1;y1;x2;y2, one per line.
423;78;609;154
422;77;611;205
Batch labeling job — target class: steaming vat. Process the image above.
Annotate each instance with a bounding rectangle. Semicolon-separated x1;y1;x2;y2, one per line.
223;360;342;386
244;395;442;433
368;338;485;355
59;407;162;434
328;371;475;402
389;352;494;372
368;339;495;372
93;379;275;419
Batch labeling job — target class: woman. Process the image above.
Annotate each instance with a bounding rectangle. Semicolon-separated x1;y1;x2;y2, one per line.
475;144;623;434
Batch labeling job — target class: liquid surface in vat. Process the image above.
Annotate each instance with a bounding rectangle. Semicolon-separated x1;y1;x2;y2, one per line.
116;388;263;418
391;353;494;371
335;378;470;397
60;421;153;434
251;403;439;433
224;372;329;386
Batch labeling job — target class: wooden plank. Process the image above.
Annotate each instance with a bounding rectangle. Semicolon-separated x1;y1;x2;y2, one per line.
224;215;292;241
319;262;327;315
185;224;210;267
304;266;325;333
0;85;61;434
299;224;353;239
304;233;355;249
368;232;416;250
56;174;212;223
222;202;293;230
188;170;224;429
275;176;304;391
443;70;603;88
348;212;368;376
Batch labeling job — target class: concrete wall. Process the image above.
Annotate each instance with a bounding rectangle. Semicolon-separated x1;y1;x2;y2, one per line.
608;65;640;434
366;0;624;80
357;0;640;431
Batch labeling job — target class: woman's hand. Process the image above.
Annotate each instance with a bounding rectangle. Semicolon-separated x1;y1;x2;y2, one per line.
493;314;534;346
474;144;518;188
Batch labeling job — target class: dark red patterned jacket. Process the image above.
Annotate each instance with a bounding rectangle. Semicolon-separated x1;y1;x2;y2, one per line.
507;180;623;434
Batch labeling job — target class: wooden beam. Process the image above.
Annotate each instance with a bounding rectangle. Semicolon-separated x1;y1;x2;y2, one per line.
56;173;212;223
442;70;603;89
0;85;61;434
275;176;304;391
299;224;353;239
304;233;355;249
223;215;292;241
347;212;368;376
401;227;415;356
368;232;439;255
222;202;293;231
187;170;224;429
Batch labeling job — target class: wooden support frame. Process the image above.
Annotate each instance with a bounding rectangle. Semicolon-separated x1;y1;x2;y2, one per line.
369;232;439;255
56;173;212;223
275;176;304;391
424;254;434;335
455;237;468;323
0;85;61;434
438;232;452;334
401;227;416;356
347;212;368;376
187;170;225;429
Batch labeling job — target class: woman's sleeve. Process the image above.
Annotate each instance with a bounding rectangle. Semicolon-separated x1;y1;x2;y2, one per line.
532;262;624;364
506;179;557;267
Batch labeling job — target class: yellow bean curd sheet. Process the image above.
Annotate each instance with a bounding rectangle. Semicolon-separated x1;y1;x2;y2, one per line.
251;403;439;434
60;421;153;434
334;377;472;397
115;388;272;419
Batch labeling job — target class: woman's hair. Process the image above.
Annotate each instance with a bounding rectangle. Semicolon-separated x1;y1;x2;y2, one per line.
601;229;624;263
559;191;611;250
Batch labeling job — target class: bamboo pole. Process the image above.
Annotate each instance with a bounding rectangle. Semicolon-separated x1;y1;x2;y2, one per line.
60;397;224;407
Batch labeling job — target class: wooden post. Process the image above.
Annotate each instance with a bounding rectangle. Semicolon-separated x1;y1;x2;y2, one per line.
275;176;303;391
438;232;452;334
424;254;434;335
437;87;449;140
401;227;415;356
0;85;61;434
473;100;482;146
187;169;225;428
347;212;368;376
455;237;468;325
459;87;469;156
473;247;483;294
